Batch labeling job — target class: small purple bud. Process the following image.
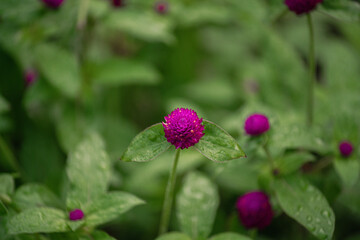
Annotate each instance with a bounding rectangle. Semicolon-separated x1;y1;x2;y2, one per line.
339;141;353;158
272;168;280;176
162;108;205;149
284;0;323;15
41;0;65;9
154;1;169;14
69;209;84;221
236;191;273;229
244;114;270;136
24;69;38;87
112;0;125;8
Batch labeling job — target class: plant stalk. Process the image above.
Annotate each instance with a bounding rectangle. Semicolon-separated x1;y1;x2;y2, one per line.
307;13;315;127
159;148;181;235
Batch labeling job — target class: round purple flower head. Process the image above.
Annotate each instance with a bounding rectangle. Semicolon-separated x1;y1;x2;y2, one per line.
162;108;205;149
155;1;169;14
69;209;84;221
236;191;273;229
41;0;65;9
24;69;38;87
339;141;353;158
285;0;323;15
112;0;125;8
244;114;270;136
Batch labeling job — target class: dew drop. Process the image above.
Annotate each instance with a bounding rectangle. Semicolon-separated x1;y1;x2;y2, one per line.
322;210;330;217
306;215;313;222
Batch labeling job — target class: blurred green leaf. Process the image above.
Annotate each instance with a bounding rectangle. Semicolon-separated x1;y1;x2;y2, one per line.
92;58;160;86
275;175;335;240
320;1;360;22
0;0;41;24
155;232;191;240
84;191;144;227
121;123;171;162
195;120;246;162
177;172;219;240
34;44;80;98
334;157;360;188
13;183;63;211
66;133;111;209
209;232;252;240
105;10;174;44
275;152;316;175
0;174;14;202
0;95;9;114
7;207;68;234
92;230;116;240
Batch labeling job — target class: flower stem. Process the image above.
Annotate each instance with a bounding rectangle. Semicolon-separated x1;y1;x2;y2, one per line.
249;229;258;239
306;13;315;127
263;141;275;171
77;0;90;30
159;148;181;235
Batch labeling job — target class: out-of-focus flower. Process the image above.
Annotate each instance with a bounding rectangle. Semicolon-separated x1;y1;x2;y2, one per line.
244;114;270;136
236;191;273;229
284;0;323;15
41;0;65;9
339;141;353;158
69;209;84;221
154;1;169;14
24;69;38;87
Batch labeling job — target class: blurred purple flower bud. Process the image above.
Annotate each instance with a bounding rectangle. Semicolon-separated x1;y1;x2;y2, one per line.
236;191;273;229
244;114;270;136
339;141;353;157
112;0;125;8
162;108;205;149
284;0;323;15
69;209;84;221
155;1;169;14
41;0;65;9
24;69;38;87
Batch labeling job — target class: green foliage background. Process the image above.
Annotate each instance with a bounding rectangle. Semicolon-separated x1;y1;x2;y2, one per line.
1;0;360;239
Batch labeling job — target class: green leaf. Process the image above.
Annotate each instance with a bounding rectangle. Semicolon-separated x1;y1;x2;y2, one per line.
92;230;116;240
334;158;360;188
66;133;111;209
92;58;160;86
105;10;174;44
209;232;252;240
13;183;63;211
0;95;9;114
84;191;144;227
0;174;14;197
177;172;219;240
275;152;315;175
34;44;80;98
275;175;335;240
7;207;69;234
121;123;171;162
195;120;246;162
155;232;191;240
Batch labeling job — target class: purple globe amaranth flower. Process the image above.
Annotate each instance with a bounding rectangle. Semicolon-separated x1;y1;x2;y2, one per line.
285;0;323;15
339;141;353;157
162;108;205;149
69;209;84;221
244;114;270;136
155;1;169;14
41;0;65;9
24;69;38;87
112;0;125;8
236;191;273;229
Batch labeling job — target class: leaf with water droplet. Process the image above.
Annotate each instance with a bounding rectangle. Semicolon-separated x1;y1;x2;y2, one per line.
275;175;335;240
195;120;246;162
176;172;219;240
334;157;360;188
7;207;69;234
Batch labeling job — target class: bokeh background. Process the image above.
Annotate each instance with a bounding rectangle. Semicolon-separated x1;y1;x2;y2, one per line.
1;0;360;239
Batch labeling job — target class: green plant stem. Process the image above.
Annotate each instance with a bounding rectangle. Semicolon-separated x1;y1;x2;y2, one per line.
307;13;315;127
263;143;275;171
159;148;181;235
249;229;258;239
77;0;90;30
0;135;19;172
